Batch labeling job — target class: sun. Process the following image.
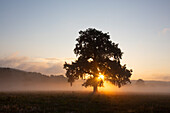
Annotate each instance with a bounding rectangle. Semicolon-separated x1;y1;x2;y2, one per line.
98;74;104;80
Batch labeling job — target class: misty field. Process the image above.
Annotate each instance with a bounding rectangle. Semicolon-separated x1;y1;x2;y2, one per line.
0;92;170;113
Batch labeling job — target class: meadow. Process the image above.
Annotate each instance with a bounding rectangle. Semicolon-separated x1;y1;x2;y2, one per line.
0;91;170;113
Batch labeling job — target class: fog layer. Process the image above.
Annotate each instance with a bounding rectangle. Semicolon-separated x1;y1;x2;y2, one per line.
0;67;170;93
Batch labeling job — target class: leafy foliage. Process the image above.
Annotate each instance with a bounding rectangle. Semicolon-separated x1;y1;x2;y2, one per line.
64;28;132;89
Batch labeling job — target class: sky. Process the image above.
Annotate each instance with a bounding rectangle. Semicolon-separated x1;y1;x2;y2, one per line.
0;0;170;81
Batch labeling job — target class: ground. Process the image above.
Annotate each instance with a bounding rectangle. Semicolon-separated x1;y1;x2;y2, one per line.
0;91;170;113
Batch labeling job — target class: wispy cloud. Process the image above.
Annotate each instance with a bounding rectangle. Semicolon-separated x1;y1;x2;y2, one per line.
160;28;170;36
0;54;75;75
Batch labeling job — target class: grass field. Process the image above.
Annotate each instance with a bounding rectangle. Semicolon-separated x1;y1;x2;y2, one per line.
0;91;170;113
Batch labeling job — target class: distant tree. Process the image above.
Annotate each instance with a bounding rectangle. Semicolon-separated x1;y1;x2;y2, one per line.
64;28;132;93
136;79;145;86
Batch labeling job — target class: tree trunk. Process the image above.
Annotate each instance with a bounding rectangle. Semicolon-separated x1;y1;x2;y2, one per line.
93;85;98;93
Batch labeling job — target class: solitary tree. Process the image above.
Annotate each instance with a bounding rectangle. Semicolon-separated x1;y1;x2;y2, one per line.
64;28;132;93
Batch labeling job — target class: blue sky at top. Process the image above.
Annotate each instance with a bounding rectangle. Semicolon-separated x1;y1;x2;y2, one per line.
0;0;170;80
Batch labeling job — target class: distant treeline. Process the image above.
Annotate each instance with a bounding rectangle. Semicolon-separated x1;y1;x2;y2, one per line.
0;67;68;91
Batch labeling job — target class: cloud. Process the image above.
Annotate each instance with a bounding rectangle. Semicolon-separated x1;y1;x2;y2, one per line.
0;54;75;75
0;54;29;67
160;28;170;35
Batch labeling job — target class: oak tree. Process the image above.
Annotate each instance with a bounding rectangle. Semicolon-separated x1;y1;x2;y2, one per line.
64;28;132;93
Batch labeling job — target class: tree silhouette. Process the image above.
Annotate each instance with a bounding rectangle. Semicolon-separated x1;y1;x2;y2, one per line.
64;28;132;93
136;79;145;86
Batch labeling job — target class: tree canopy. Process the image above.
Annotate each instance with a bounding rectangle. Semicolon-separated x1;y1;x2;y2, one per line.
64;28;132;92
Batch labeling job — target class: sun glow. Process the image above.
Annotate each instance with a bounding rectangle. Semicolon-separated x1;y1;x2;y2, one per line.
84;74;93;79
98;74;104;80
